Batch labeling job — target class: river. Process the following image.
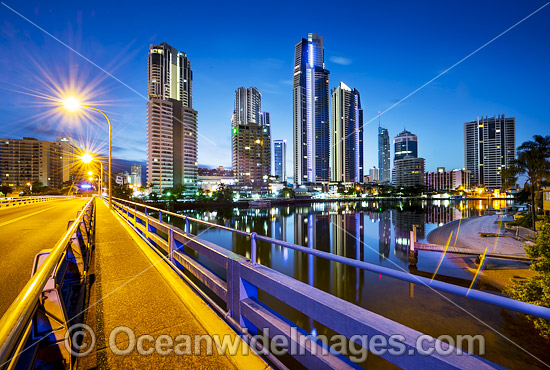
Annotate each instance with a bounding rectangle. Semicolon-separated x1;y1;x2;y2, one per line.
166;199;548;369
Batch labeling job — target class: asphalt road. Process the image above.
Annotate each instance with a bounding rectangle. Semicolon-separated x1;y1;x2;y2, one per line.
0;198;89;317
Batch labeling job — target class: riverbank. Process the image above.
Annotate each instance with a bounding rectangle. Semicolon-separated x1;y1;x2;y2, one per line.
426;215;536;290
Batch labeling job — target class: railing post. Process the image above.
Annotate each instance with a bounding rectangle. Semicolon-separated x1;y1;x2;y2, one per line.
144;207;149;238
185;217;190;236
168;228;174;262
250;232;257;264
409;227;418;266
159;210;162;223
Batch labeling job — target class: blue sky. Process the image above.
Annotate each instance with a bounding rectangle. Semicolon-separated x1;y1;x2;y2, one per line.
0;1;548;177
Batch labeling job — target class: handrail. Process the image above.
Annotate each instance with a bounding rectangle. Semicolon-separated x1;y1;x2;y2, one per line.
112;197;550;320
0;197;95;366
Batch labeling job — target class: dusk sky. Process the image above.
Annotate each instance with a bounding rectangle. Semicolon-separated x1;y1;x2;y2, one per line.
1;1;548;178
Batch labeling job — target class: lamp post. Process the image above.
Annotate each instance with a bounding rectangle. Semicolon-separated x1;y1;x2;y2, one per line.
64;98;112;209
82;154;104;198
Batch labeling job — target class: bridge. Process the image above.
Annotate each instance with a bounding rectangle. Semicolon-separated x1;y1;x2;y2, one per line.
0;196;549;370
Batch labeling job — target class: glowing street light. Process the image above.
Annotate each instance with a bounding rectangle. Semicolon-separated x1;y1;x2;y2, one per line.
63;97;80;112
80;153;104;199
63;97;112;209
81;153;93;164
87;170;93;176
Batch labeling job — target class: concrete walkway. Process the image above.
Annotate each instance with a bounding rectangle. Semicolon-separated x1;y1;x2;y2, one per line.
427;215;527;256
78;200;266;369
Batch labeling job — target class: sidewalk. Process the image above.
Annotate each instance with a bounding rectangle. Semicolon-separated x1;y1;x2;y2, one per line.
78;200;266;369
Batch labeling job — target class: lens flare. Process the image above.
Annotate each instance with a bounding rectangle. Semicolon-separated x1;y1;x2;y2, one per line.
81;153;94;164
63;97;81;111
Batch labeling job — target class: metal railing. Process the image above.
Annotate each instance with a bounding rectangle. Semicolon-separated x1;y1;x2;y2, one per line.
111;197;550;369
0;196;69;209
0;197;95;370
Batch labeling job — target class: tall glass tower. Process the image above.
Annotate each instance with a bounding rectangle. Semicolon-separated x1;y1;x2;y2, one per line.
293;33;330;185
378;127;390;184
330;82;363;183
393;129;418;161
147;42;197;194
274;140;287;182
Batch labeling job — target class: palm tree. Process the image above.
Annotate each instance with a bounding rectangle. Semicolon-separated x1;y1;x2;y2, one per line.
508;135;550;230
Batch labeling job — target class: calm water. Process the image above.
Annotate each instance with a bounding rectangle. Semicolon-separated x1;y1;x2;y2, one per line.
167;199;548;369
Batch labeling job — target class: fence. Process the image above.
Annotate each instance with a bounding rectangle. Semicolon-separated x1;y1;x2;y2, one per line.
111;197;550;369
0;196;69;209
0;197;96;370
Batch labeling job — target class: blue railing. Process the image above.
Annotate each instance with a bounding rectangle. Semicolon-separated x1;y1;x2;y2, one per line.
112;197;549;369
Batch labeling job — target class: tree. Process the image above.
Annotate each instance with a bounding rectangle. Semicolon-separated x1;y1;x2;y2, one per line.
280;187;294;199
113;184;133;199
32;181;44;194
500;167;518;191
0;185;12;197
506;135;550;230
212;183;234;202
506;222;550;339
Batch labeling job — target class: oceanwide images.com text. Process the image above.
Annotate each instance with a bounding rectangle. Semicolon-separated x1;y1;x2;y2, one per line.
67;324;486;363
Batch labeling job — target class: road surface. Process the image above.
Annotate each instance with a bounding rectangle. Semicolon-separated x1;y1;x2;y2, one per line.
0;197;89;316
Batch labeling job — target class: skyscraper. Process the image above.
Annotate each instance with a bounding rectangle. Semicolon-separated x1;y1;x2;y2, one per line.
464;115;515;189
330;82;363;183
231;87;271;187
293;33;330;185
130;165;142;188
147;42;197;194
394;129;418;161
378;127;390;184
0;136;81;189
274;140;287;182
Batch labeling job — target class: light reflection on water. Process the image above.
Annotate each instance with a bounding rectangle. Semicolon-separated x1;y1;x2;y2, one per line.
170;199;548;369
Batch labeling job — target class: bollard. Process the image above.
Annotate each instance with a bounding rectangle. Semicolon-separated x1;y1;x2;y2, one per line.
250;232;257;264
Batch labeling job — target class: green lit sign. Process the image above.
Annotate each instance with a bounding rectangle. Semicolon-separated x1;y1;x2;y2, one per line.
232;127;238;135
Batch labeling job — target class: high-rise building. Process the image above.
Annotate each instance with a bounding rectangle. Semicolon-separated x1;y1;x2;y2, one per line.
55;136;81;185
274;140;287;182
394;157;425;188
464;115;515;189
378;127;390;183
369;167;380;182
147;42;197;194
231;87;271;187
424;167;471;191
394;129;418;161
293;33;330;185
234;87;261;126
0;136;81;189
130;165;142;188
330;82;363;183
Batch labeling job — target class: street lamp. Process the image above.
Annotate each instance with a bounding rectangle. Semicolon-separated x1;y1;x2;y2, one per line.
64;98;112;209
81;153;104;198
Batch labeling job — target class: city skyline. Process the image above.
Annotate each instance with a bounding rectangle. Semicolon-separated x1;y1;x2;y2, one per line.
0;2;548;178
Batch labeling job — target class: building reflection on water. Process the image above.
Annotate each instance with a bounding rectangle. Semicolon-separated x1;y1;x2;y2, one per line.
176;199;550;369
